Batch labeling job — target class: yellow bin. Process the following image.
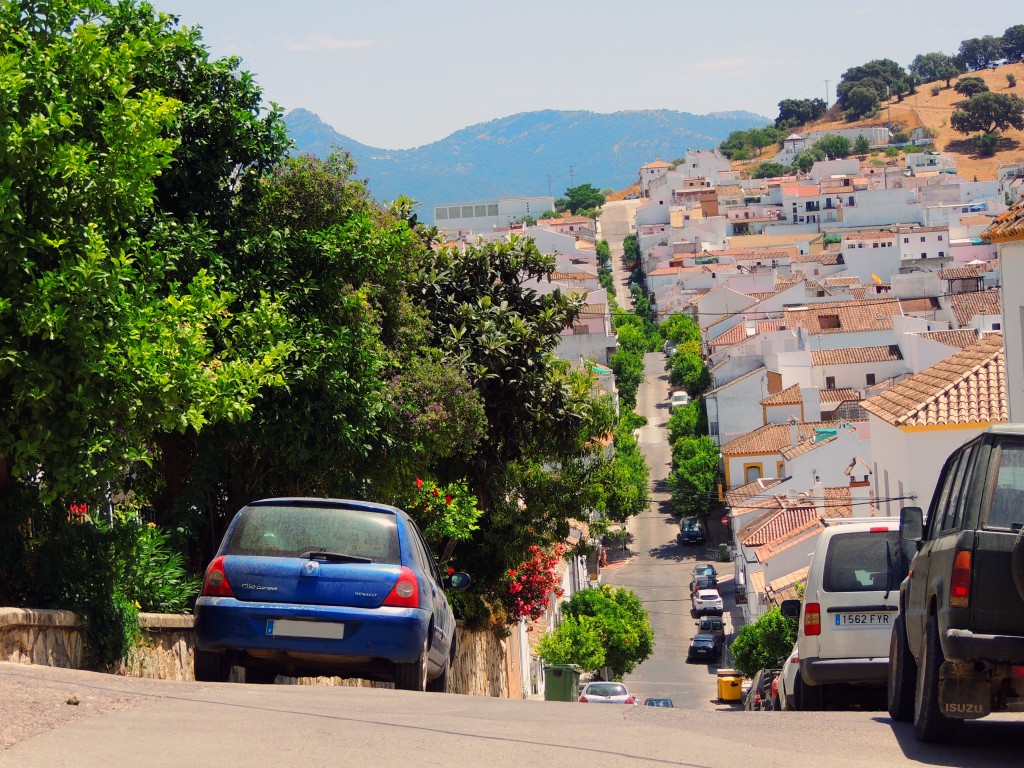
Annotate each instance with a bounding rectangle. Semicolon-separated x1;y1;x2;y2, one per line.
716;669;742;702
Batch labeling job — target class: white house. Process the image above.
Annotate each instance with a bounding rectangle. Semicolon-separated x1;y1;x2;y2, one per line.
861;333;1007;515
988;200;1024;419
434;195;555;229
704;366;777;447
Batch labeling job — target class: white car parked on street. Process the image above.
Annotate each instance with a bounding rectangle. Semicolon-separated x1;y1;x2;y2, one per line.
692;589;724;615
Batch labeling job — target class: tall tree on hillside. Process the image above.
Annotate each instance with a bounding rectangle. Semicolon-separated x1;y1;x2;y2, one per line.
837;59;906;118
951;92;1024;135
558;184;606;215
909;52;962;87
956;35;1004;71
1004;25;1024;63
775;98;827;129
955;76;990;97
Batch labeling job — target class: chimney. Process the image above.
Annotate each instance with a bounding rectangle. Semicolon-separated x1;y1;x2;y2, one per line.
789;417;800;449
847;458;874;517
812;476;825;517
801;386;822;421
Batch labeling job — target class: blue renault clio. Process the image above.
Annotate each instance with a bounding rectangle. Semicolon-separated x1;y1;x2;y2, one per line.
193;498;469;691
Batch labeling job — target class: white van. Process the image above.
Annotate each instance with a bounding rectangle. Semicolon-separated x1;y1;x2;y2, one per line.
780;518;913;710
669;391;690;410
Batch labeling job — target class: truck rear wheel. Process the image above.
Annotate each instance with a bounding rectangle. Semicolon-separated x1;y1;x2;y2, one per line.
913;615;962;742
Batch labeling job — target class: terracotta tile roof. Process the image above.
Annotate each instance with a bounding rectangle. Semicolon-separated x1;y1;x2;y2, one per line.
579;303;608;317
781;185;824;198
738;487;854;563
761;385;858;407
757;320;784;333
732;248;800;262
823;277;861;286
950;289;1001;326
765;566;810;606
900;297;941;313
783;298;900;334
842;231;897;241
774;277;801;291
746;292;776;302
915;329;979;349
708;324;748;348
641;160;673;169
648;266;682;277
982;198;1024;242
761;384;801;406
861;333;1007;427
822;389;859;406
960;214;994;227
792;250;843;265
781;428;841;460
730;233;824;249
721;421;842;455
939;266;980;280
725;477;784;508
716;185;743;195
749;569;766;599
811;345;903;366
738;506;819;547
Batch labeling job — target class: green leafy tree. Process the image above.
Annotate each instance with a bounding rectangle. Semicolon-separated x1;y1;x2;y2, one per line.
956;35;1004;71
751;161;791;179
719;129;755;160
955;76;990;97
666;349;711;396
729;608;797;677
837;59;906;115
561;184;606;215
1004;25;1024;63
812;134;852;159
853;134;872;154
660;313;701;346
667;401;700;445
909;52;961;86
536;614;607;670
1009;74;1018;89
972;132;1001;156
951;92;1024;134
775;98;827;128
667;436;719;520
561;585;654;678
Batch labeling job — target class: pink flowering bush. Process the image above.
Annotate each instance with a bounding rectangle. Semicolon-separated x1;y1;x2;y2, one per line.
500;544;565;623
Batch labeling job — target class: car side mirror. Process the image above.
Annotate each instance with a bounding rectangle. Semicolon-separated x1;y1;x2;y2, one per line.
445;572;471;590
900;506;923;543
780;599;801;619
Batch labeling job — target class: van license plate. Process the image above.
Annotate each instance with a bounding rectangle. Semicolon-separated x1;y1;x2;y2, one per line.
266;619;345;639
835;612;892;628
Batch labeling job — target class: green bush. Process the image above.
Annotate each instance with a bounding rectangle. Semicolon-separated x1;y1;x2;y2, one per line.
729;608;797;677
561;585;654;678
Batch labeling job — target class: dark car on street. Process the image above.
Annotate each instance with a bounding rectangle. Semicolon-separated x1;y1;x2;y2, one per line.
193;497;469;692
677;518;705;545
687;633;722;663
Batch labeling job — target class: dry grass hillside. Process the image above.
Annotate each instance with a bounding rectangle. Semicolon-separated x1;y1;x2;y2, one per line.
797;61;1024;180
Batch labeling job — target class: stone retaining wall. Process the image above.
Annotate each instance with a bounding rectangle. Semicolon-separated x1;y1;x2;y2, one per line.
0;608;518;697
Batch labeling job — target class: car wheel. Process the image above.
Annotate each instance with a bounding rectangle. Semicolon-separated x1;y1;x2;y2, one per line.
426;636;455;693
913;615;962;742
193;650;232;682
395;634;429;692
887;614;916;722
1011;525;1024;603
241;666;278;685
794;670;822;711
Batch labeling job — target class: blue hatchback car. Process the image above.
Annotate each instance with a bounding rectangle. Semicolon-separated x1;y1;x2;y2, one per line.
193;498;469;691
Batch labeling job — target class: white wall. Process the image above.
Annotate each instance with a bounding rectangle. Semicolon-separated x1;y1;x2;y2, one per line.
706;368;773;447
1000;240;1024;421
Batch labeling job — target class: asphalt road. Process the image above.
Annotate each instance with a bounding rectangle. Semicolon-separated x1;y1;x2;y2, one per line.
3;661;1023;767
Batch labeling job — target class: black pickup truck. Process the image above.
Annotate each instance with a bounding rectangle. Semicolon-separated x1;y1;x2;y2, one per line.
888;425;1024;741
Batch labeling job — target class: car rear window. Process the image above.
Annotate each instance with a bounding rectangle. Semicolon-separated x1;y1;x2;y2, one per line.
822;530;912;593
227;504;401;564
985;441;1024;531
588;683;626;696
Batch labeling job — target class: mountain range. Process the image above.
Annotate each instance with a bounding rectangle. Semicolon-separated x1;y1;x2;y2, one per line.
283;108;769;222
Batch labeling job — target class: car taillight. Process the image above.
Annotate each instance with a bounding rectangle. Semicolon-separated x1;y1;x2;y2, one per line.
950;550;972;608
202;556;234;597
870;527;890;532
804;602;821;636
578;695;588;703
625;696;635;704
383;566;420;608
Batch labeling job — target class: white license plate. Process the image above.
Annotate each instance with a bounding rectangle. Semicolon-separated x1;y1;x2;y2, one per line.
834;612;892;629
266;619;345;639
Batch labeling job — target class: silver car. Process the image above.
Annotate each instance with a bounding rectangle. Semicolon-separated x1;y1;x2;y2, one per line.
578;681;637;704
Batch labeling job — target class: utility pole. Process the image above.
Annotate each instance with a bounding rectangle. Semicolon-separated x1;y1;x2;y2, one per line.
546;174;552;197
824;80;830;106
568;165;576;187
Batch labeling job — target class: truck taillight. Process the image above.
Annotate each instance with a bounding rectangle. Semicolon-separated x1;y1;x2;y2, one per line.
804;602;821;636
950;550;972;608
201;556;234;597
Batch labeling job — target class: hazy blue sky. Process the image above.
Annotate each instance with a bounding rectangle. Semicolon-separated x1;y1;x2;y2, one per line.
163;1;1016;150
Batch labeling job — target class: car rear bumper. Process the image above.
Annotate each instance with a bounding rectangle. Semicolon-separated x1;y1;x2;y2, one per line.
943;628;1024;662
194;596;430;669
799;656;888;685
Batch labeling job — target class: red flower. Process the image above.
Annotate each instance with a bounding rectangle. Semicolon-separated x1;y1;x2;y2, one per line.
447;567;455;576
432;488;439;497
415;478;424;489
445;495;453;505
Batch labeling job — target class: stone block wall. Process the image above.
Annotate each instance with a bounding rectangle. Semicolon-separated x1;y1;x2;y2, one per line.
0;608;519;697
